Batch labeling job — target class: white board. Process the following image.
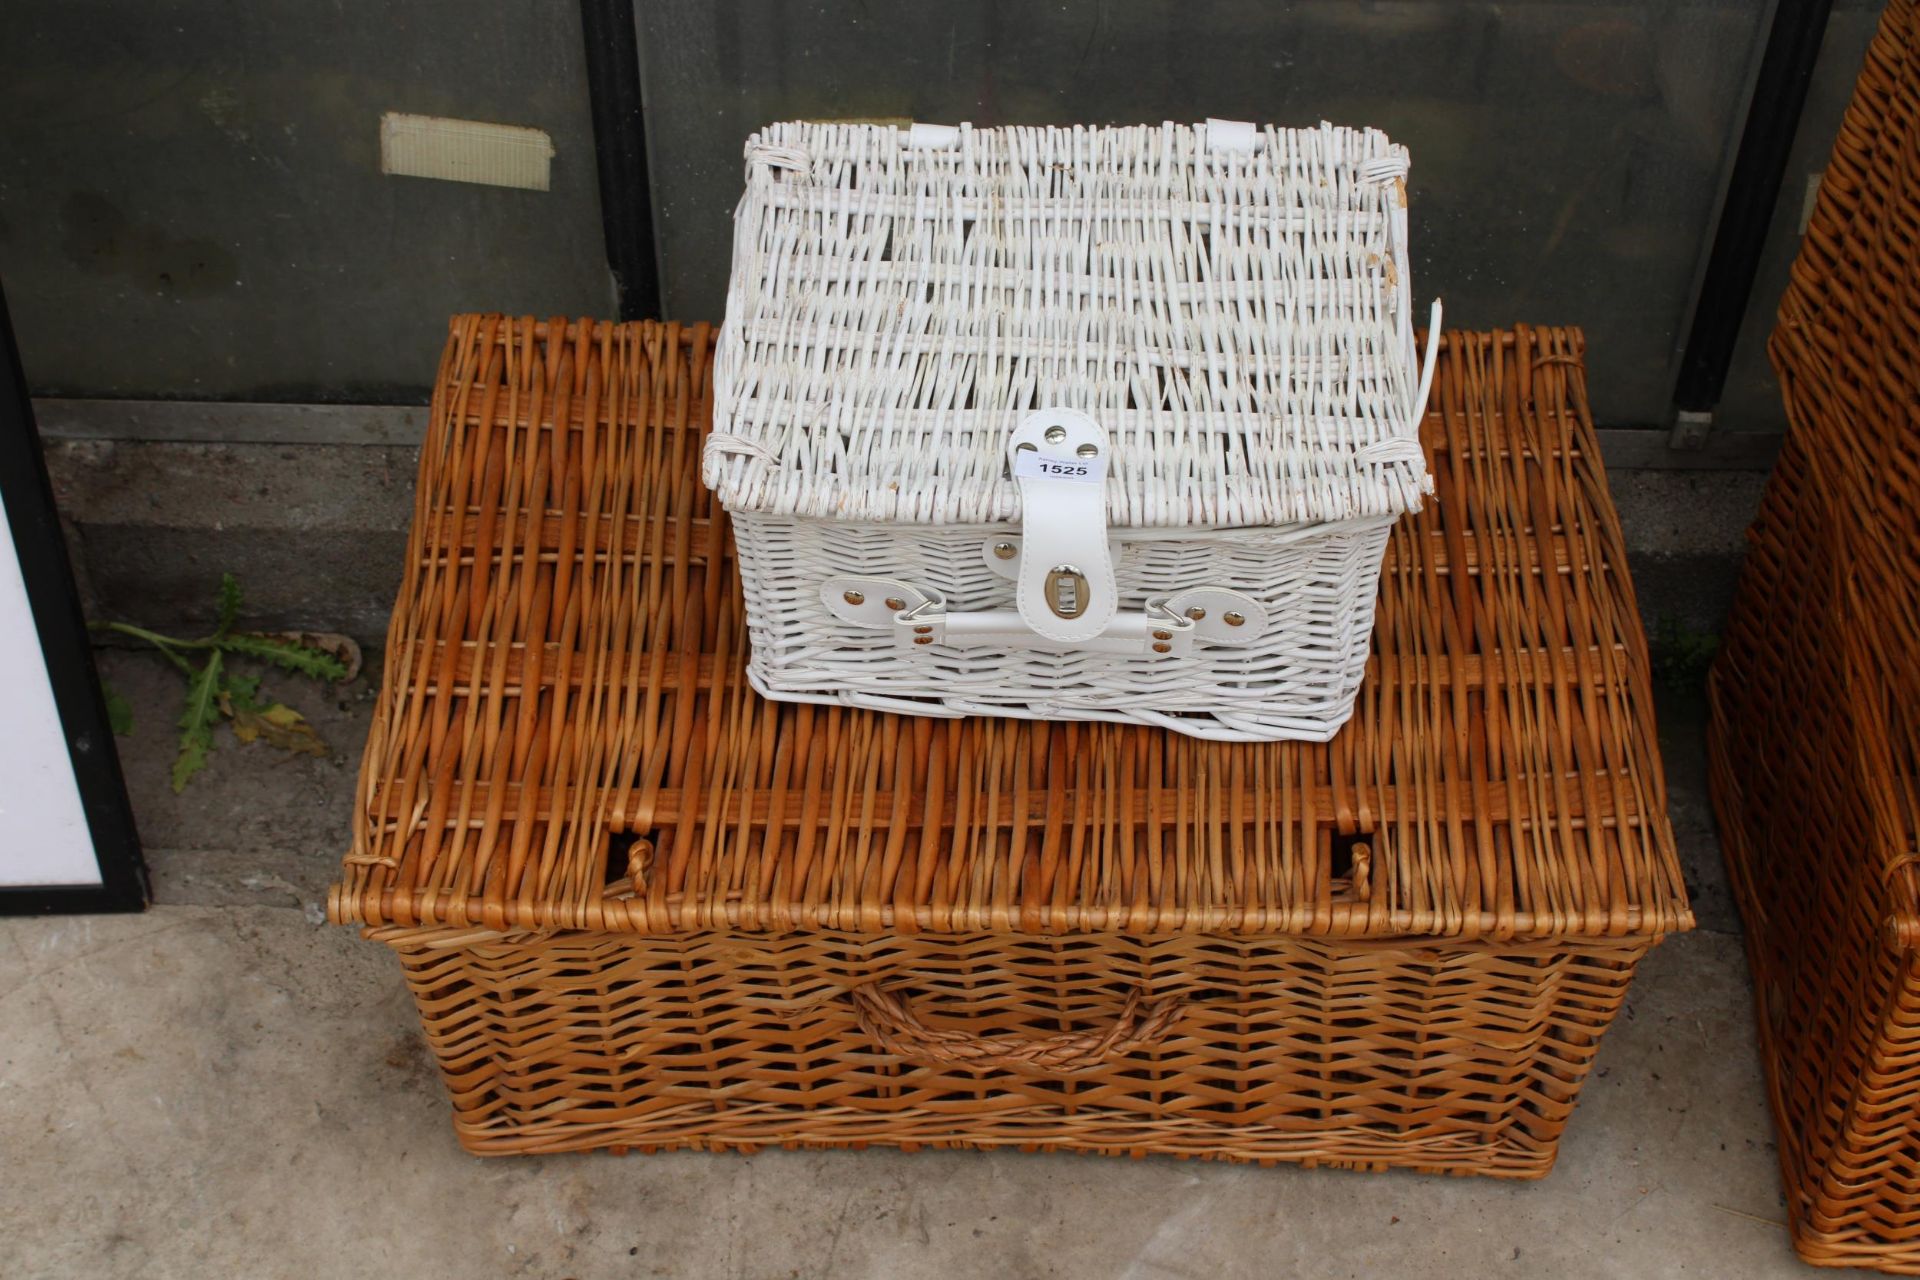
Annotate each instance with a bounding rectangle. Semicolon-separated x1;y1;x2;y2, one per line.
0;488;100;886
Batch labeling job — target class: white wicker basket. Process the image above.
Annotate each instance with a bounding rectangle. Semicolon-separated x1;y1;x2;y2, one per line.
706;119;1439;742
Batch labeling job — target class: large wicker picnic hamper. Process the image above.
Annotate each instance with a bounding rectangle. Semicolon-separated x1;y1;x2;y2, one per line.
333;315;1688;1175
1709;0;1920;1268
1711;432;1920;1271
705;120;1440;743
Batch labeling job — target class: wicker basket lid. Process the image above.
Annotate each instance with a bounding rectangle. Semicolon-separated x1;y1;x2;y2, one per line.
706;120;1437;528
333;318;1691;942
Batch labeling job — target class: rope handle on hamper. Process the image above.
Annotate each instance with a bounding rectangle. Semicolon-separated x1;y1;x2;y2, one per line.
849;984;1183;1072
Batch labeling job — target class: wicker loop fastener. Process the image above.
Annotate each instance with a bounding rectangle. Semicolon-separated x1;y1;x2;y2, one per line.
849;984;1184;1073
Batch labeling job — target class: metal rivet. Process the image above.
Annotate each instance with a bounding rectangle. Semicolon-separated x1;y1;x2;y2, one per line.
1075;443;1098;458
843;590;866;606
1044;425;1068;444
1186;606;1206;620
885;597;906;611
1152;629;1171;641
993;541;1018;560
1224;610;1246;627
913;635;934;645
1152;642;1171;654
913;625;933;635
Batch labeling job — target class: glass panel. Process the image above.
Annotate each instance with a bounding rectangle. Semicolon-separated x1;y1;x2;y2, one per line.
639;0;1773;426
0;0;612;401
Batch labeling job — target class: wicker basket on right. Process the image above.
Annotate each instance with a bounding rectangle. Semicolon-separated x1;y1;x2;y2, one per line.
1709;0;1920;1270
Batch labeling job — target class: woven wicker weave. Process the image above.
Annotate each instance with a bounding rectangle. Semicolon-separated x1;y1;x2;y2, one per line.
1712;433;1920;1269
1711;0;1920;1268
333;316;1689;1173
1773;0;1920;656
705;120;1437;741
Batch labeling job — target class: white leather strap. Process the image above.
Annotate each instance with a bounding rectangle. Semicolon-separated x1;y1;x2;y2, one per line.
896;604;1194;657
1008;409;1115;643
823;573;1269;659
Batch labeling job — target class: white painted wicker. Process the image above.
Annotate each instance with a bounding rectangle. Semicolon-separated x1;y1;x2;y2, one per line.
707;119;1438;741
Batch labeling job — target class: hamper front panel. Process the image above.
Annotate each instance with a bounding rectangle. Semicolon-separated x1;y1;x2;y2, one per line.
732;512;1392;731
389;930;1647;1171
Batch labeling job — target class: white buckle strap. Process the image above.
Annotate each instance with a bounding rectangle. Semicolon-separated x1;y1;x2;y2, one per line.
822;575;1268;661
893;599;1195;657
1007;409;1116;643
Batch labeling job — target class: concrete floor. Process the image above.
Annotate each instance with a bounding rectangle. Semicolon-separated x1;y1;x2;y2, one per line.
1;652;1870;1279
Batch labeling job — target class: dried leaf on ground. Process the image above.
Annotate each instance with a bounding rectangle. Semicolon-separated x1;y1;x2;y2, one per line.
228;700;328;757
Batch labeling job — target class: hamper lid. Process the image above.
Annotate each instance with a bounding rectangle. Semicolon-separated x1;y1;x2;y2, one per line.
334;317;1692;942
706;119;1438;528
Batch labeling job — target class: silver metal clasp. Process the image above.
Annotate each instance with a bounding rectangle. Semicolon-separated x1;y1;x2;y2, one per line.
1044;565;1089;619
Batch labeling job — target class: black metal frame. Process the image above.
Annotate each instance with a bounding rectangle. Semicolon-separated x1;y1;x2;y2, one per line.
580;0;661;321
0;277;148;915
1673;0;1835;418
